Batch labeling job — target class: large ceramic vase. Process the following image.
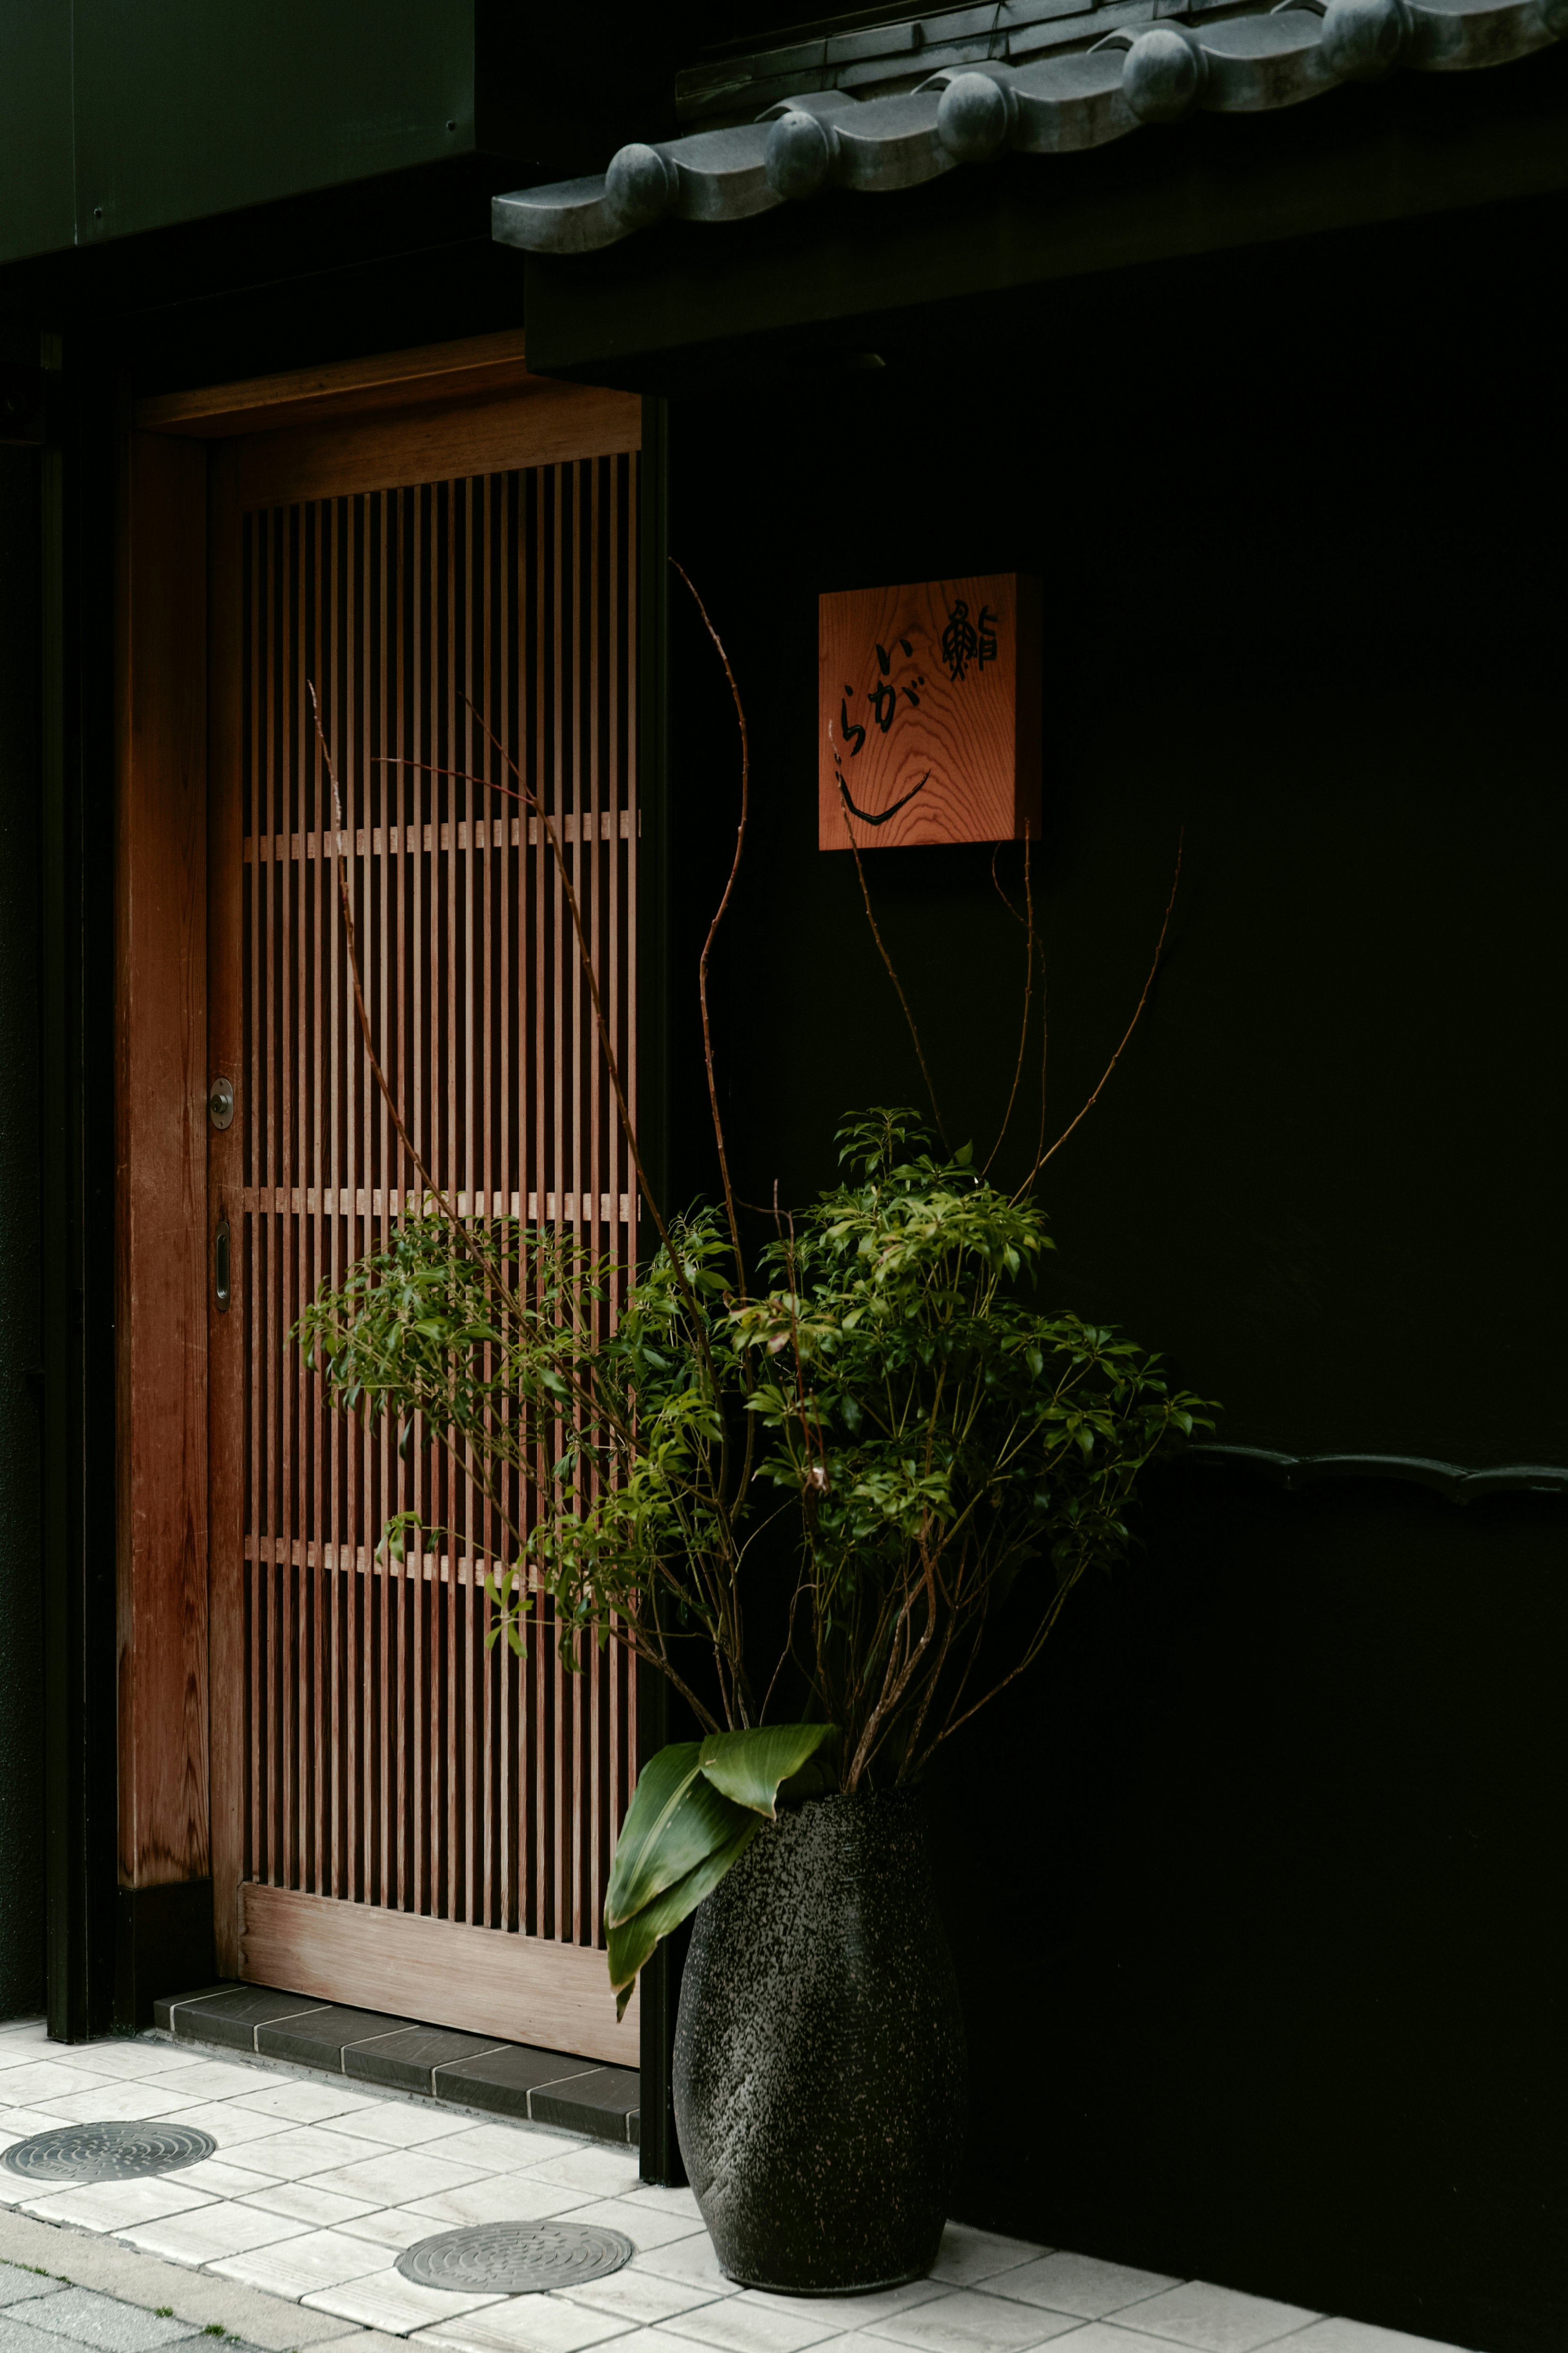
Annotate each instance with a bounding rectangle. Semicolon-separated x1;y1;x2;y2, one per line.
672;1786;967;2295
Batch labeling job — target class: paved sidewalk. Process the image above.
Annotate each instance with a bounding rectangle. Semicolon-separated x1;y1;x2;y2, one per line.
0;2017;1466;2353
0;2255;278;2353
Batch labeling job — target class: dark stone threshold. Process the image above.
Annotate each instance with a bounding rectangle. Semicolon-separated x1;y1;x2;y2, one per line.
152;1981;639;2147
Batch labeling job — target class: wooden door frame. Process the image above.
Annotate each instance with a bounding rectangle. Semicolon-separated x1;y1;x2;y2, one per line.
114;336;642;2045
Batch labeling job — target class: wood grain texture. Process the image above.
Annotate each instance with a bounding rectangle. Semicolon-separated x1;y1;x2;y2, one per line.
818;573;1041;850
207;440;245;1972
116;428;211;1891
238;1882;640;2067
236;381;642;509
221;453;639;2054
133;331;532;437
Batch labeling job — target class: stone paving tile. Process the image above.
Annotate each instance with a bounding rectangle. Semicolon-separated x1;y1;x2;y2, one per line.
510;2154;640;2201
1269;2327;1457;2353
28;2090;202;2131
327;2110;477;2154
156;2165;281;2206
648;2298;841;2353
557;2277;725;2331
526;2331;728;2353
399;2177;599;2231
140;2107;300;2156
414;2303;632;2353
302;2153;495;2211
617;2192;701;2226
623;2241;739;2299
218;2128;394;2183
115;2205;310;2266
209;2227;395;2298
727;2290;947;2333
38;2052;190;2087
0;2280;66;2312
863;2293;1084;2353
1014;2329;1191;2353
302;2270;507;2337
561;2203;706;2255
309;2333;410;2353
17;2187;212;2239
978;2258;1181;2320
235;2182;379;2230
226;2084;383;2128
0;2109;72;2158
0;2078;114;2115
9;2285;201;2351
152;2068;273;2108
1110;2285;1319;2353
415;2129;560;2176
929;2236;1048;2293
0;2320;88;2353
336;2212;439;2254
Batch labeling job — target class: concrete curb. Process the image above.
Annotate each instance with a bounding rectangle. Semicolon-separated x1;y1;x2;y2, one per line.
0;2211;368;2352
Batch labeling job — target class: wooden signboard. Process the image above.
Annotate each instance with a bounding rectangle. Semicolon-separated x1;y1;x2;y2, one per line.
819;573;1040;850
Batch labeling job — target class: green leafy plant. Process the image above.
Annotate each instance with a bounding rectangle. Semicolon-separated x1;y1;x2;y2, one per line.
293;574;1214;2018
604;1724;837;2016
732;1108;1208;1790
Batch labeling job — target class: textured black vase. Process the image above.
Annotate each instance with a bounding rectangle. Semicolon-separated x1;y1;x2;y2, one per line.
672;1786;967;2295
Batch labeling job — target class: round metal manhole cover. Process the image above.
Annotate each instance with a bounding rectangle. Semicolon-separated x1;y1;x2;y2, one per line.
396;2221;634;2294
1;2121;217;2185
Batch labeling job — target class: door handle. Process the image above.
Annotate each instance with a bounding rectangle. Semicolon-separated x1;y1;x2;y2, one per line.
215;1218;231;1314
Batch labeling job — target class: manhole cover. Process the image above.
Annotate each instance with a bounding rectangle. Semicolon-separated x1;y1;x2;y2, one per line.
397;2221;634;2294
1;2121;217;2185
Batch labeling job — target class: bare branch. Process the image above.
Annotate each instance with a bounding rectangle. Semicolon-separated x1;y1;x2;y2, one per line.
1017;826;1183;1197
309;684;463;1236
836;751;947;1147
670;558;751;1299
984;825;1034;1176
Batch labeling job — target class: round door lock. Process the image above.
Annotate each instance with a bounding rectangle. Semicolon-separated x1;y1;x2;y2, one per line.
208;1077;235;1131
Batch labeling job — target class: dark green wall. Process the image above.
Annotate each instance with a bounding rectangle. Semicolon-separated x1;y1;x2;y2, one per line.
0;438;47;2020
659;194;1567;2353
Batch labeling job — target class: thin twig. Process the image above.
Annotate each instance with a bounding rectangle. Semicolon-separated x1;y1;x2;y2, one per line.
837;756;947;1146
984;825;1033;1176
458;694;675;1267
1019;827;1183;1196
309;684;461;1233
670;558;751;1298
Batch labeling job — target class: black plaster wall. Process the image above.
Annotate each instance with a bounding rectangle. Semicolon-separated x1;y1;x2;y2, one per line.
0;440;47;2020
661;195;1566;2353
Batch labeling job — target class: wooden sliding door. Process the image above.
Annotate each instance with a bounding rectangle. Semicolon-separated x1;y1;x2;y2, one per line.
202;374;642;2063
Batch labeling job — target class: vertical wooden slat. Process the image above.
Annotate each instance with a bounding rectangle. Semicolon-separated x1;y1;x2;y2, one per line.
479;473;496;1932
265;507;281;1890
462;473;478;1928
411;482;427;1918
229;429;637;2012
207;439;245;1975
248;505;265;1894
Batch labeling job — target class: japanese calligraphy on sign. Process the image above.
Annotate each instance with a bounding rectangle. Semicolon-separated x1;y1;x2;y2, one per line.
819;574;1040;851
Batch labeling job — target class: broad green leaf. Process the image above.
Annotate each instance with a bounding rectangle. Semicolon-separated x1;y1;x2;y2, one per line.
607;1816;761;2019
696;1723;837;1820
604;1742;753;1929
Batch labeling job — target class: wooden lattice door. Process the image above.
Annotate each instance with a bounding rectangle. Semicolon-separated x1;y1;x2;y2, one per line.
206;397;642;2066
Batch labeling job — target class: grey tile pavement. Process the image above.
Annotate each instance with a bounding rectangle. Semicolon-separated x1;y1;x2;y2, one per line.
13;2284;204;2351
0;2025;1477;2353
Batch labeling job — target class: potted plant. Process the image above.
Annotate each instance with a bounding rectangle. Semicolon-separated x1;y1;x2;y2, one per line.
294;595;1212;2296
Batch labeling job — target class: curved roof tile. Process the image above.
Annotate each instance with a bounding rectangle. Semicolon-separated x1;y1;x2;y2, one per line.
493;0;1567;256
